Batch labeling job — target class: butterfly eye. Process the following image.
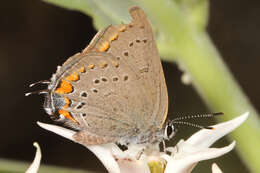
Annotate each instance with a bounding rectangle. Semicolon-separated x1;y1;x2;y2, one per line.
164;124;176;140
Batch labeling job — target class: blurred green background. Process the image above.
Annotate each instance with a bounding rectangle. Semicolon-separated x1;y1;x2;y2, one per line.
0;0;259;172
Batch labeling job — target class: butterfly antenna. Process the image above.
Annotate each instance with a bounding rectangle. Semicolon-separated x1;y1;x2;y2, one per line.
25;90;49;96
172;112;223;122
171;121;214;130
29;80;51;88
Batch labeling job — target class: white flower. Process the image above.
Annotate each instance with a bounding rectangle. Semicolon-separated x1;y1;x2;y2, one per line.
26;142;42;173
212;163;223;173
37;112;249;173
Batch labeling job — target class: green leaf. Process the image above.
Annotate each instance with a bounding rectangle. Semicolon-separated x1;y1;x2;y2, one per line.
0;159;90;173
44;0;137;29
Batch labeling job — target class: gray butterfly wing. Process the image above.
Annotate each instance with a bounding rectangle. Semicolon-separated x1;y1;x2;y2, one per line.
83;6;168;129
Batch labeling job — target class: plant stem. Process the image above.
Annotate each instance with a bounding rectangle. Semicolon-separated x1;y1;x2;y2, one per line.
175;32;260;172
138;1;260;171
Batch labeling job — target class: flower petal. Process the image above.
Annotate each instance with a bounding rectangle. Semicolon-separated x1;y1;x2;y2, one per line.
37;122;121;173
182;141;236;162
25;142;41;173
163;141;235;173
88;144;121;173
37;121;76;140
186;112;249;148
117;158;151;173
212;163;223;173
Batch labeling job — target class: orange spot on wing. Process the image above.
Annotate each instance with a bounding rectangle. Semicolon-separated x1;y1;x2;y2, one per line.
55;79;73;94
119;26;126;32
79;66;86;73
66;71;79;81
63;97;71;108
109;33;118;42
88;64;95;69
98;41;110;52
58;109;78;124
